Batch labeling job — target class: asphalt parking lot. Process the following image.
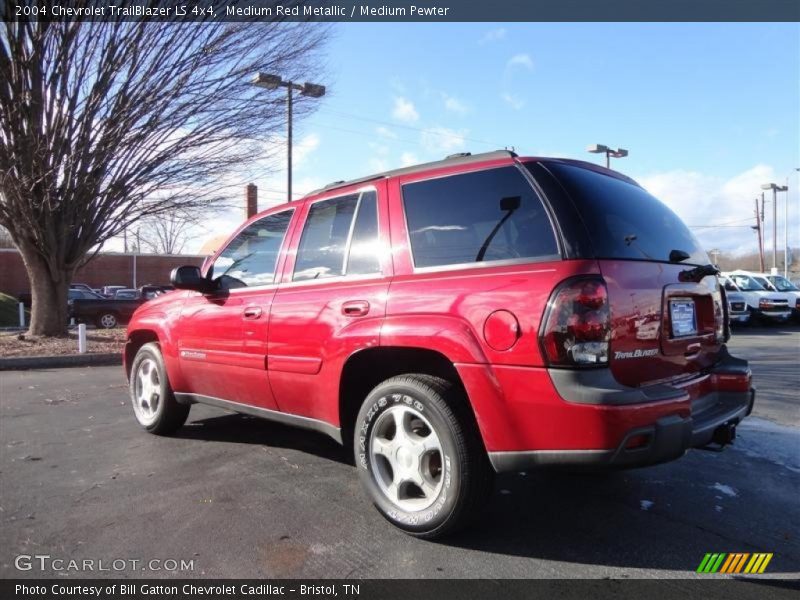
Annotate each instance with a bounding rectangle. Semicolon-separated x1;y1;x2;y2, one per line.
1;326;798;579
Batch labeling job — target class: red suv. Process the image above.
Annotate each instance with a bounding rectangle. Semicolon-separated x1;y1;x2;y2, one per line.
124;150;754;538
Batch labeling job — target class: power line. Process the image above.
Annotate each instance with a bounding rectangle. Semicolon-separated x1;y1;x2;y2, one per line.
316;106;506;149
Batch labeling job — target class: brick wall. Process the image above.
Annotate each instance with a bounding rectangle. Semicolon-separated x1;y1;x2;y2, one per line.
0;249;205;297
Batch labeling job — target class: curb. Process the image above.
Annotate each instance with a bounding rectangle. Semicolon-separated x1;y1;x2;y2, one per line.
0;353;122;371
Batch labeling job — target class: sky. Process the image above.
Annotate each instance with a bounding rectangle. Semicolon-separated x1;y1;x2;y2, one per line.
178;22;800;258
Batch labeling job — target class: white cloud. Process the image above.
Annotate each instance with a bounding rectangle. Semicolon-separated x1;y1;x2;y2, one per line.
368;141;390;156
400;152;419;167
376;126;398;139
501;93;525;110
501;54;534;112
392;96;419;123
420;126;469;154
636;164;783;255
506;53;534;71
293;133;320;167
368;157;389;173
442;93;469;115
479;28;507;45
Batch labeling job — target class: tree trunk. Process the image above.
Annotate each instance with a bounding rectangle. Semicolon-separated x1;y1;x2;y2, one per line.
19;247;71;336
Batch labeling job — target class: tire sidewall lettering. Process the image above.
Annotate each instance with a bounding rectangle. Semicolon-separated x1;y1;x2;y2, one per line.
356;386;459;529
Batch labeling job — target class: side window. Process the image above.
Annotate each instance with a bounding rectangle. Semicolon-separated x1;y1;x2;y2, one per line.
345;191;380;276
210;209;293;289
402;166;558;269
293;190;381;281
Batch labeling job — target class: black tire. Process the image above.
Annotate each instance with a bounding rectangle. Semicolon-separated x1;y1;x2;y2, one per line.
129;342;189;435
354;374;494;539
97;312;119;329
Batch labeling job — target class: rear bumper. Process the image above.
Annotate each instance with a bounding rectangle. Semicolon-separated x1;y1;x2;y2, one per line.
488;387;754;472
480;346;754;473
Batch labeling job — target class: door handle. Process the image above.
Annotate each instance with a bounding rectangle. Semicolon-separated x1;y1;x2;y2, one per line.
342;300;370;317
243;306;263;320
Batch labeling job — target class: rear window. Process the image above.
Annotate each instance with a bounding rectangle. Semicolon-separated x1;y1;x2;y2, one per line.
402;166;558;269
544;163;708;265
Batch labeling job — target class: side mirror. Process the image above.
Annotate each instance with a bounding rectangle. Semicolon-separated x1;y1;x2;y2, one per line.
170;266;215;293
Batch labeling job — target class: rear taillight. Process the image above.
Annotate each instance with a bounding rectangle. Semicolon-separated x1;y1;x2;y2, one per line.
540;277;610;366
714;286;726;343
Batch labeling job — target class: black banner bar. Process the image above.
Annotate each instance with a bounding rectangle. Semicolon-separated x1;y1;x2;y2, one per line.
3;0;800;23
3;579;800;600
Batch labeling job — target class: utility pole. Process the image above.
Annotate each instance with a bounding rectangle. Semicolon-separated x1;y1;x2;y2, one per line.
762;183;789;273
754;198;765;272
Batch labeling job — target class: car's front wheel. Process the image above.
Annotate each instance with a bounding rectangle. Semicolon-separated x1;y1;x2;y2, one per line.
355;374;493;539
129;342;189;435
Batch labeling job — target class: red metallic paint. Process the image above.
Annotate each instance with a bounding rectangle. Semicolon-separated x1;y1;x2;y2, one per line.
125;154;751;459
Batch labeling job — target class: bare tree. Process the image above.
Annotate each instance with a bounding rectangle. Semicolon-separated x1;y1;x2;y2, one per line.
137;210;198;255
0;11;326;335
0;225;13;248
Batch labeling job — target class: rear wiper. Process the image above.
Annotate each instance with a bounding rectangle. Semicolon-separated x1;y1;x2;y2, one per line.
475;196;520;262
679;263;720;283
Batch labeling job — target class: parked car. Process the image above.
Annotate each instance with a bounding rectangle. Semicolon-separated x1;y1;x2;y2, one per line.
70;283;96;294
72;293;146;328
101;285;127;298
140;284;175;300
725;291;751;326
124;150;754;538
113;288;141;300
68;289;105;303
759;273;800;320
720;272;791;324
18;287;104;308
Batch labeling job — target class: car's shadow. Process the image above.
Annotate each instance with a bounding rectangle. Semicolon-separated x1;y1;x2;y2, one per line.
176;412;352;466
174;410;796;574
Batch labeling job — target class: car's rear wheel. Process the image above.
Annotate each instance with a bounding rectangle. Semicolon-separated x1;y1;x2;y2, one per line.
130;342;189;435
355;374;493;539
97;312;118;329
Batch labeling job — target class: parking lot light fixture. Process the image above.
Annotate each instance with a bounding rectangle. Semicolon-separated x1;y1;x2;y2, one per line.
252;73;326;202
587;144;629;168
761;183;789;272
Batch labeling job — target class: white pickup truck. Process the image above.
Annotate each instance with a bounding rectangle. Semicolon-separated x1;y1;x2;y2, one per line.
720;272;791;324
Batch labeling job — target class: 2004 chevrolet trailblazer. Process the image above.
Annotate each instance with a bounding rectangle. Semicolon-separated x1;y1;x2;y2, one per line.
124;151;754;537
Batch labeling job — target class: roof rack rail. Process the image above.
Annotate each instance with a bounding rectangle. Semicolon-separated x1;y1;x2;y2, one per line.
310;149;518;197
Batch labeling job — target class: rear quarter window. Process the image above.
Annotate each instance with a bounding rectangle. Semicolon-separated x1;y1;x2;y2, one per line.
402;166;559;269
544;162;708;265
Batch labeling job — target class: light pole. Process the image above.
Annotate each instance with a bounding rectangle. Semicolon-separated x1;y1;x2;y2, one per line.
761;182;788;273
252;73;326;202
587;144;628;169
709;248;721;267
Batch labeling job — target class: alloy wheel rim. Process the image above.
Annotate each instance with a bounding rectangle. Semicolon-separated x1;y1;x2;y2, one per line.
101;314;116;328
132;358;161;426
368;400;444;512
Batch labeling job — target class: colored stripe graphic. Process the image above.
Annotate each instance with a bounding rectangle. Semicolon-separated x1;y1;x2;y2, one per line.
700;553;773;574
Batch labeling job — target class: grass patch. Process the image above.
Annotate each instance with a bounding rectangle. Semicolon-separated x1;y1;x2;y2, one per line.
0;292;28;327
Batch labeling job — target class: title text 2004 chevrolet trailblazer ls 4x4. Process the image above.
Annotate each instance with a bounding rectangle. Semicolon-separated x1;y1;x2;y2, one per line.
124;151;754;538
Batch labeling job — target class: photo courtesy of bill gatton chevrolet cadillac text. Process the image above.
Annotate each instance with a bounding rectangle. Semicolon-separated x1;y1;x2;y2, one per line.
123;150;755;538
